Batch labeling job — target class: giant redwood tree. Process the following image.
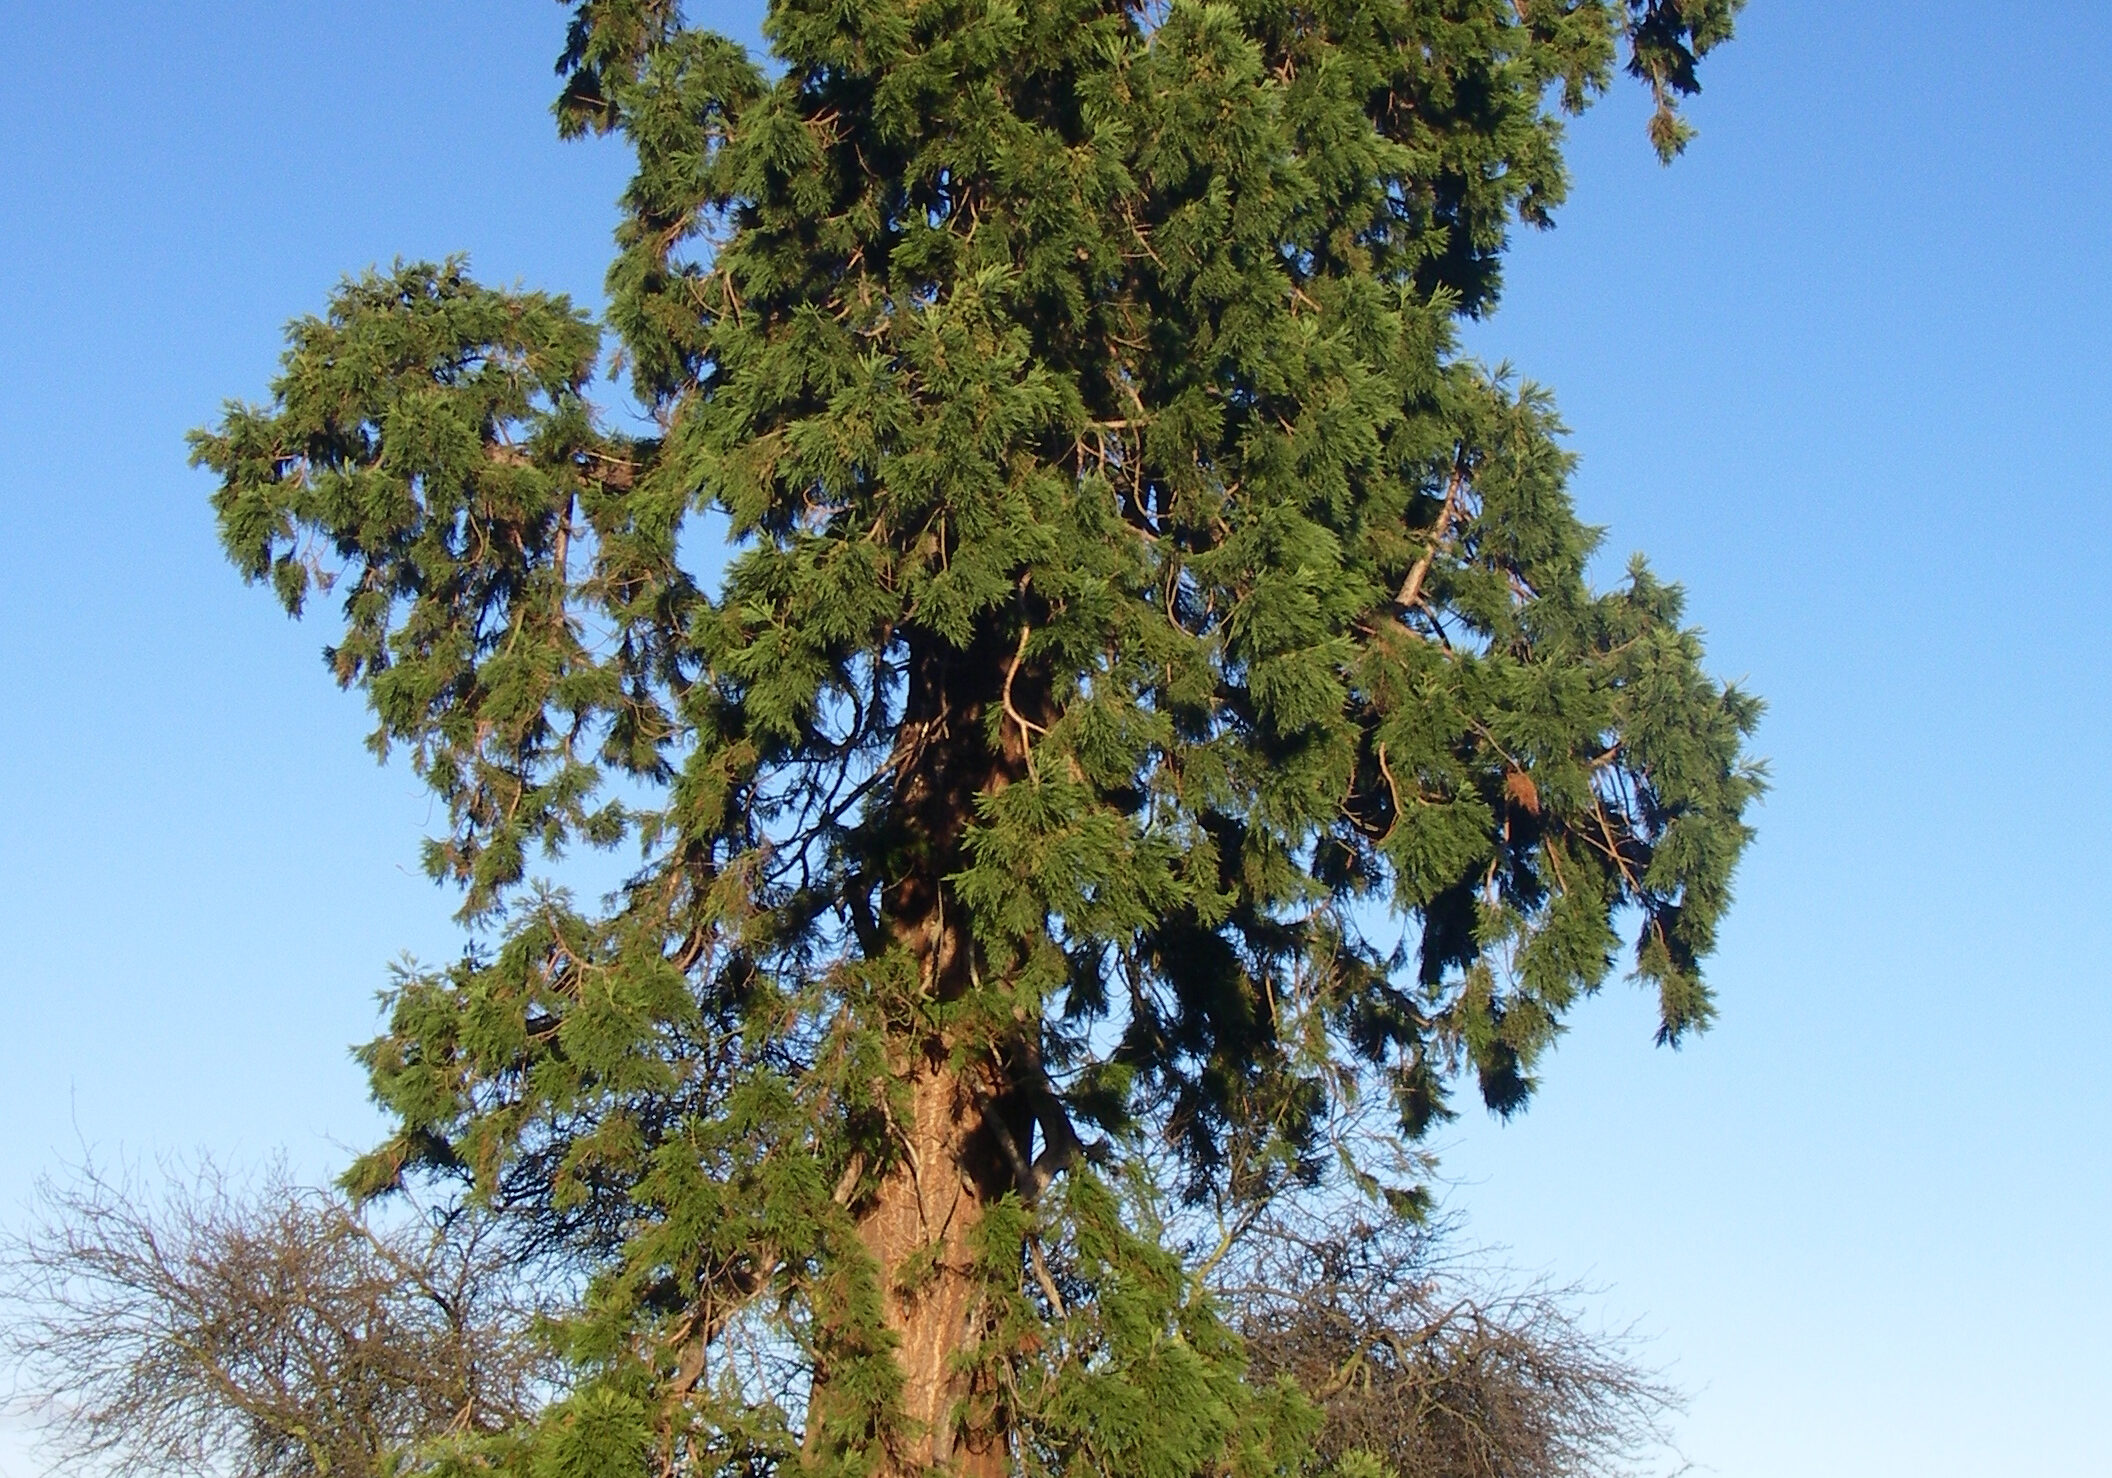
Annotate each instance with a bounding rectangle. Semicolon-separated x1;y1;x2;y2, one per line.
193;2;1759;1473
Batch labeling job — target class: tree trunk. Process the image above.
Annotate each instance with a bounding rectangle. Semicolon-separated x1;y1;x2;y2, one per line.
841;623;1041;1475
856;1046;1013;1477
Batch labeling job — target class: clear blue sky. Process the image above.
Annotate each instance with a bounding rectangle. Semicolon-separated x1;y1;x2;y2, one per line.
2;3;2107;1473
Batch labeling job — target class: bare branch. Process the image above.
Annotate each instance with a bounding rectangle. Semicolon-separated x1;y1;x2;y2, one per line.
0;1155;557;1478
1214;1208;1681;1478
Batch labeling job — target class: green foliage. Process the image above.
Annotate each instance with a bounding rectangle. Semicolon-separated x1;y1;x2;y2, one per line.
194;1;1754;1473
1326;1457;1391;1478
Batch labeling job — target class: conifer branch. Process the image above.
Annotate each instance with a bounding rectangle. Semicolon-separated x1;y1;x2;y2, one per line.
1397;455;1475;611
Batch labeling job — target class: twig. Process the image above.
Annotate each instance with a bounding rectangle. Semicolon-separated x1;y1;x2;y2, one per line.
1397;456;1470;609
1027;1236;1067;1317
1001;614;1047;780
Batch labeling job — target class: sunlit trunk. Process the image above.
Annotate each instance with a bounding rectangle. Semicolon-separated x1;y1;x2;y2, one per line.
855;1049;1013;1477
825;624;1038;1475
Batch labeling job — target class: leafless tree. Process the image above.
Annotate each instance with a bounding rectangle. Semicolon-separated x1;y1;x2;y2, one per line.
4;1152;1681;1478
0;1157;556;1478
1218;1208;1683;1478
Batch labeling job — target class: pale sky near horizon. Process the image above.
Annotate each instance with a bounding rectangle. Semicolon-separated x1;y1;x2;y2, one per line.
3;3;2109;1475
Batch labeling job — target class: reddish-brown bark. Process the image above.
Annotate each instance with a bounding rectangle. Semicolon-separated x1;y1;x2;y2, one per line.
856;1050;1011;1477
837;623;1044;1475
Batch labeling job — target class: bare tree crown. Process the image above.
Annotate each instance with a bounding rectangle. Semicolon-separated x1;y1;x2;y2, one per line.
0;1159;551;1478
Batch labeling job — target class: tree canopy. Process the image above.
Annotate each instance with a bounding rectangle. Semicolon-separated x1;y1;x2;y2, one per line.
191;2;1758;1474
